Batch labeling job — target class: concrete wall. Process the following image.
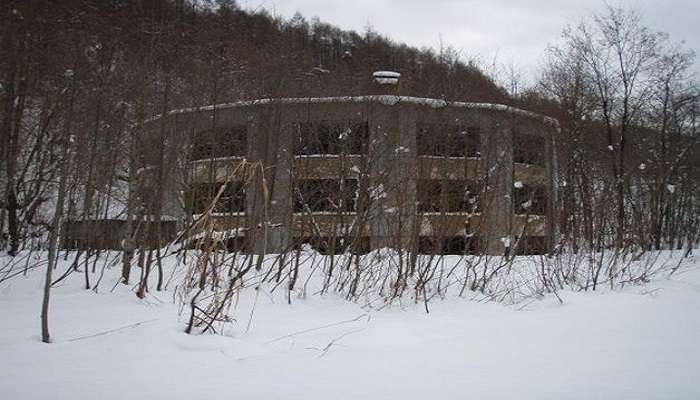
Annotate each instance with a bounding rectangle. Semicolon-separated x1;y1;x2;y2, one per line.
142;96;558;255
61;219;176;250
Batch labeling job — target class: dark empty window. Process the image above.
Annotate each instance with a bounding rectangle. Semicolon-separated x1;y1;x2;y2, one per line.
513;184;547;215
514;236;547;255
417;179;482;213
513;133;545;166
295;121;368;155
417;180;442;212
295;179;358;212
442;236;482;255
189;182;246;214
416;236;482;255
191;125;247;160
137;134;164;166
293;236;369;255
444;179;482;212
417;123;479;157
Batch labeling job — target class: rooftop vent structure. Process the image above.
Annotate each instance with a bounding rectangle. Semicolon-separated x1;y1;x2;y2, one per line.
373;70;401;85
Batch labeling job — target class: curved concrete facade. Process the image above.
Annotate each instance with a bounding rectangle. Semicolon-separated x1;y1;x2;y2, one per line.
142;95;558;256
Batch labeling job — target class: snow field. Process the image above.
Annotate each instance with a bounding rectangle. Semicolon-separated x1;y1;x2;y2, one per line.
1;250;699;399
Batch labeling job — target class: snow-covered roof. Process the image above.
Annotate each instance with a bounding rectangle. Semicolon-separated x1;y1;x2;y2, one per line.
145;95;560;128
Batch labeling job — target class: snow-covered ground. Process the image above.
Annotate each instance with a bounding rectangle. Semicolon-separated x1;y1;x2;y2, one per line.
1;250;699;399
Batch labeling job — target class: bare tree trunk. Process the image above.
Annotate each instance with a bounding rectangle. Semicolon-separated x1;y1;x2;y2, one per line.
41;81;74;343
2;27;20;255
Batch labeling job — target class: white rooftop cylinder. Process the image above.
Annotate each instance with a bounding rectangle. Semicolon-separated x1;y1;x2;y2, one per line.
373;70;401;85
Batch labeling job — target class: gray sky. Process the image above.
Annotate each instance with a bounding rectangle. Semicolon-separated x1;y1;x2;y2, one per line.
245;0;699;84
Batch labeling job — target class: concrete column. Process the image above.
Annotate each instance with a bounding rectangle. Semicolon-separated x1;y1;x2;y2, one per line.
391;104;417;248
545;124;559;253
481;112;513;255
158;114;187;230
245;108;265;253
367;104;398;249
246;105;292;254
366;103;417;250
266;117;294;252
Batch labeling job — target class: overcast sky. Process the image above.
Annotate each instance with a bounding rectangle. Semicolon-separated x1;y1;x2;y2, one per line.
244;0;699;84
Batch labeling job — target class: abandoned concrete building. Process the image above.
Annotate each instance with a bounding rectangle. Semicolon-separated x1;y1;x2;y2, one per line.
139;72;559;256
